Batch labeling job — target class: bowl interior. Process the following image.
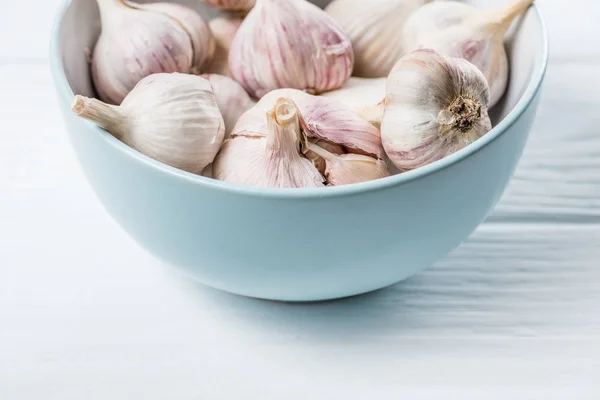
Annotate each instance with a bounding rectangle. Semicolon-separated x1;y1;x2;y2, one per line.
58;0;543;127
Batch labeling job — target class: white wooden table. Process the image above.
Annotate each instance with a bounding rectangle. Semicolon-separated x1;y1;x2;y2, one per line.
1;1;599;398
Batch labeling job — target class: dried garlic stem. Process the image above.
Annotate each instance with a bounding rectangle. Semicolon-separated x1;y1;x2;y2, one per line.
487;0;534;31
71;95;123;137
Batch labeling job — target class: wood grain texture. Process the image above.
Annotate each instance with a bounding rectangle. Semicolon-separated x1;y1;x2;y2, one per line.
1;0;599;398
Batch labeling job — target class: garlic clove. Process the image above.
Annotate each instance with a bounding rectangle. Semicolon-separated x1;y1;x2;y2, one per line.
403;0;534;107
229;0;354;98
126;1;216;74
201;74;256;138
235;88;384;159
199;0;255;12
303;139;345;176
92;0;213;105
213;98;325;188
205;17;243;77
320;77;386;128
72;73;225;175
381;49;492;171
325;0;429;78
304;142;389;186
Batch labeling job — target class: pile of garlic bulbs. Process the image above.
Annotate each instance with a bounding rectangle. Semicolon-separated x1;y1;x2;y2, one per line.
72;0;534;188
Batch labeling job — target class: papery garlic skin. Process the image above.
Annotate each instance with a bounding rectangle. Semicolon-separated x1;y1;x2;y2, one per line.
92;0;213;105
381;50;492;172
403;0;534;107
229;0;354;98
201;74;256;137
321;77;386;128
127;1;215;74
205;17;243;77
72;73;225;174
213;99;325;188
200;0;255;12
238;89;384;159
305;142;389;186
326;0;429;78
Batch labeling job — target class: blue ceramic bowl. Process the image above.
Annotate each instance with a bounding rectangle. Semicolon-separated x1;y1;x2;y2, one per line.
50;0;548;301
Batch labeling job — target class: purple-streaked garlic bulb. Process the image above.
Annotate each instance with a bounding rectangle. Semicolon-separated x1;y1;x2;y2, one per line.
381;50;492;171
201;74;256;137
205;17;243;77
403;0;534;107
325;0;430;78
92;0;215;105
72;73;225;175
229;0;354;99
213;89;388;188
213;98;325;188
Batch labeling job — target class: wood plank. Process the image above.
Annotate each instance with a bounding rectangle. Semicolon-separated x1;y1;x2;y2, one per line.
490;62;600;222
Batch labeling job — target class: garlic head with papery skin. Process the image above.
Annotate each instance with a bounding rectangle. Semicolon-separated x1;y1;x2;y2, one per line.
213;98;325;188
326;0;429;78
403;0;534;107
201;73;256;137
72;73;225;175
199;0;255;12
237;88;384;160
229;0;354;98
381;50;492;172
92;0;214;105
218;88;388;187
205;17;243;77
126;1;215;74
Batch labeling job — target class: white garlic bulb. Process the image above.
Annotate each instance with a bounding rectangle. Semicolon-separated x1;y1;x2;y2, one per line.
127;1;215;74
403;0;534;107
216;88;387;187
205;17;243;77
201;73;256;137
72;73;225;174
321;77;386;128
237;88;384;159
213;99;325;188
199;0;255;12
92;0;214;105
229;0;354;98
326;0;429;78
381;50;492;171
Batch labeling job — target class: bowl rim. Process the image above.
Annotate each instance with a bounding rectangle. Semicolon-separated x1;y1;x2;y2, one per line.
50;0;549;200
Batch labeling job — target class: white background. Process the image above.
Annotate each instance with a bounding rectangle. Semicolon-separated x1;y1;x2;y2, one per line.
1;1;600;398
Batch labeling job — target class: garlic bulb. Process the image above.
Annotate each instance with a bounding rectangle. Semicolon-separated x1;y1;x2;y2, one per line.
321;77;386;128
229;0;354;98
199;0;255;12
215;88;387;187
236;89;384;159
381;50;492;171
72;73;225;174
126;1;215;74
213;98;325;188
201;73;256;137
403;0;534;107
326;0;429;78
92;0;214;105
205;17;243;77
